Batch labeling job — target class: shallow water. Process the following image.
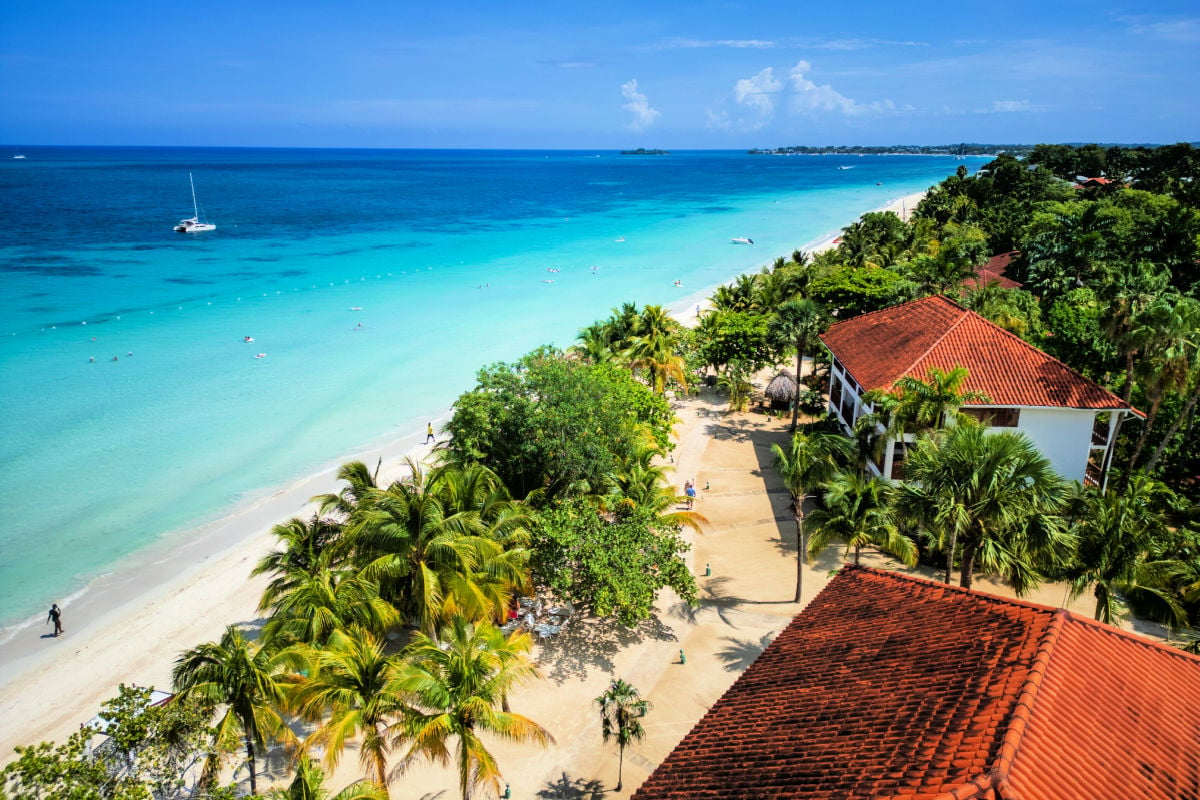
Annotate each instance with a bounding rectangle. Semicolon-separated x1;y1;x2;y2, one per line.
0;147;974;635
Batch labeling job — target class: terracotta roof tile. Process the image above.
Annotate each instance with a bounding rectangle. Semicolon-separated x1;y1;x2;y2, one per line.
631;567;1200;800
819;295;1131;411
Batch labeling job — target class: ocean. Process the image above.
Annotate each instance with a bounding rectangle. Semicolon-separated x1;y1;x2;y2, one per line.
0;147;974;642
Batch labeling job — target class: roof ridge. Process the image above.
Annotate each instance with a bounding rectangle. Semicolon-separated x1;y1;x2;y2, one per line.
988;609;1068;796
953;307;1136;412
1058;607;1200;664
891;301;972;387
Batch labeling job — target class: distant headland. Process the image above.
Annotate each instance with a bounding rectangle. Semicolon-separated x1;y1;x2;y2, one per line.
621;148;670;155
748;144;1035;157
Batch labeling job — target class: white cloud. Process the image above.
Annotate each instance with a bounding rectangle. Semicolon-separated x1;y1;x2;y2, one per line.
788;60;894;116
974;99;1049;114
734;67;783;126
620;79;660;131
813;38;928;50
1122;16;1200;42
662;38;775;49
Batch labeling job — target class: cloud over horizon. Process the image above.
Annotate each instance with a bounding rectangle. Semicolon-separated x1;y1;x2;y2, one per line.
788;60;896;116
621;79;660;132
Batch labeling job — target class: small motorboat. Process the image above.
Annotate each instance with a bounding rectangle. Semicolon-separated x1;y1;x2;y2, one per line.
730;237;754;245
255;353;266;359
243;336;254;343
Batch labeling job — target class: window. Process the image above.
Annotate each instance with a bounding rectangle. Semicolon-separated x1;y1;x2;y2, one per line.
890;442;907;480
830;374;843;411
963;407;1020;428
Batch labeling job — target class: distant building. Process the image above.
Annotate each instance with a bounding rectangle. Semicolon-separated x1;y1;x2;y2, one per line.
962;250;1023;292
633;566;1200;800
819;296;1141;487
1075;176;1115;188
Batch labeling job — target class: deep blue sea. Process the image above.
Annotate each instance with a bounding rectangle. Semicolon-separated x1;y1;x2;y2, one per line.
0;147;974;640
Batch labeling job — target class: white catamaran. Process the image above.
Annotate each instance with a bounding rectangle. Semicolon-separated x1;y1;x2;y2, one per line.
174;173;216;233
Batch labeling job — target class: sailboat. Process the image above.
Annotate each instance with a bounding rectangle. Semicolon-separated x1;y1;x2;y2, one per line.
174;173;216;233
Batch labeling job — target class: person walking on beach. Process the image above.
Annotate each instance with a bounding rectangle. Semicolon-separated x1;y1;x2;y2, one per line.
685;481;696;510
426;422;435;444
47;603;63;637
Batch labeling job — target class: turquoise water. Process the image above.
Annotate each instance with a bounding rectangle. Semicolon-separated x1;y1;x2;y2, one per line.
0;148;973;636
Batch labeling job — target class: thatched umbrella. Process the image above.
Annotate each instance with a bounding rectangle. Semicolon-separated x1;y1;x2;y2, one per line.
765;370;798;410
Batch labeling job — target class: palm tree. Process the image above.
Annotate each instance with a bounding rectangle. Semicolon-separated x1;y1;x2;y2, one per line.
393;617;552;800
290;627;411;795
260;569;398;646
890;366;989;433
254;514;348;611
1066;477;1186;626
806;472;917;567
172;626;300;795
1124;294;1200;480
769;299;826;432
596;679;651;792
897;420;1070;591
602;444;707;532
314;460;383;521
628;305;688;395
266;752;389;800
348;460;528;636
771;431;855;603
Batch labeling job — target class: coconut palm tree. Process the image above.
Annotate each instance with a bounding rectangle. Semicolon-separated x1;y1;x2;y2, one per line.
348;460;529;636
806;472;917;567
290;627;411;795
393;617;552;800
771;431;856;603
596;679;651;792
628;305;688;395
254;514;348;611
1066;476;1186;626
172;626;300;795
769;299;826;432
897;420;1070;591
266;753;389;800
314;460;383;521
890;366;989;433
1124;294;1200;481
602;444;707;532
260;569;398;646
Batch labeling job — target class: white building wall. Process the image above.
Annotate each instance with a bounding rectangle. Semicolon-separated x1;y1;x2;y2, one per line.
1009;407;1095;483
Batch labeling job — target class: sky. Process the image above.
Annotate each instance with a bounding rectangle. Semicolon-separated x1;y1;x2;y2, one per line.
2;0;1198;149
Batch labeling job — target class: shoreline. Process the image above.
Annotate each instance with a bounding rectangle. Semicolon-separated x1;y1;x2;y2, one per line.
0;187;928;762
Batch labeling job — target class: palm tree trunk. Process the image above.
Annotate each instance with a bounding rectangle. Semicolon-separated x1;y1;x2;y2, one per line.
853;544;861;566
790;340;805;432
616;743;625;791
958;541;978;590
943;527;958;585
245;737;257;796
793;499;806;603
1145;375;1200;473
1123;392;1163;486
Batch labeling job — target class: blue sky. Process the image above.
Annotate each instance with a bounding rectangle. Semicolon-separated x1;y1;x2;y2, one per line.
2;0;1197;148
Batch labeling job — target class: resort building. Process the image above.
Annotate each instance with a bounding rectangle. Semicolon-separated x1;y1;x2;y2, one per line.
819;295;1140;488
632;566;1200;800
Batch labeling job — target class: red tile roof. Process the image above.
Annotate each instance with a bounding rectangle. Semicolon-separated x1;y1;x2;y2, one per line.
820;295;1132;411
963;251;1023;291
632;567;1200;800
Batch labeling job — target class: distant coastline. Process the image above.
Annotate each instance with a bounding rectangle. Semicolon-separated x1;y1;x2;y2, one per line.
621;148;670;155
749;144;1030;157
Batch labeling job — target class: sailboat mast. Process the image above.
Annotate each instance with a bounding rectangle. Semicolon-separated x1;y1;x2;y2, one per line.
189;172;199;218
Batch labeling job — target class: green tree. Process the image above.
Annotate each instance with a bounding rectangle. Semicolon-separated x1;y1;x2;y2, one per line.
770;431;855;603
171;626;300;795
1065;477;1186;626
290;628;411;795
394;617;551;800
347;460;529;636
769;299;826;432
253;514;348;612
627;305;688;395
806;472;917;567
445;348;674;499
260;569;398;647
265;753;388;800
595;679;651;792
0;730;145;800
889;366;989;433
807;265;907;319
694;310;775;373
897;421;1070;591
530;497;697;625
